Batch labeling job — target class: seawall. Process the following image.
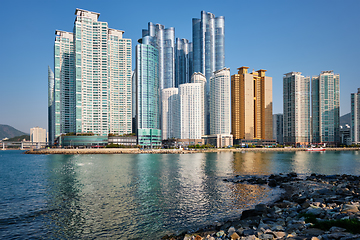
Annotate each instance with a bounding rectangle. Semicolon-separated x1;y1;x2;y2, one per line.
24;147;359;154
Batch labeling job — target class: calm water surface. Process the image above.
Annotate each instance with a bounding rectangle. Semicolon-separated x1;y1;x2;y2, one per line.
1;150;360;239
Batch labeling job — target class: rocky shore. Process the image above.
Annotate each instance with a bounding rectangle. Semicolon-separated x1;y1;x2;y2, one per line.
162;173;360;240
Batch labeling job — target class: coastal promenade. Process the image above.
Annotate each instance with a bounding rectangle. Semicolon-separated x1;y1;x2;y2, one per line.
24;147;359;154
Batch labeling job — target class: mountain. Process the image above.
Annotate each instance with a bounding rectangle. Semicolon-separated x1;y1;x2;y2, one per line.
340;113;351;126
0;125;28;140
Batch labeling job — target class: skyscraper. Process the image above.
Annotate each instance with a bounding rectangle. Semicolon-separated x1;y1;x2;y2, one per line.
179;83;203;139
49;9;132;145
192;11;225;92
192;11;225;134
136;35;161;147
191;72;207;135
142;22;175;89
311;71;340;145
108;29;133;136
53;30;74;140
209;68;231;135
231;67;273;142
283;72;311;146
351;88;360;144
161;88;179;140
175;38;193;87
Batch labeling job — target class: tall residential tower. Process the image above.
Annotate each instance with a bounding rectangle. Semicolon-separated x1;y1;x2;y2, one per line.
209;68;231;135
311;71;340;145
192;11;225;91
231;67;273;143
49;9;132;145
136;35;161;146
283;72;311;146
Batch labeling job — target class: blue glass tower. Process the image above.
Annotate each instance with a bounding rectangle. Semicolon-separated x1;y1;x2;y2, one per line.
136;36;162;147
142;22;175;89
175;38;193;87
192;11;225;93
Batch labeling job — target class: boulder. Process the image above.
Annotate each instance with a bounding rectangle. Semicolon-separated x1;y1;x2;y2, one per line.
341;204;359;214
230;232;240;240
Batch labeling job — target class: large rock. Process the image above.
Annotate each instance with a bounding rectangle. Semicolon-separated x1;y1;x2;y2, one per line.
341;204;359;214
241;209;265;220
306;207;324;217
230;232;240;240
259;233;274;240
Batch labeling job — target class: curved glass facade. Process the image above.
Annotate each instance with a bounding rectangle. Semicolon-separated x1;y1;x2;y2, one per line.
192;11;225;94
175;38;193;87
142;22;175;89
136;41;162;146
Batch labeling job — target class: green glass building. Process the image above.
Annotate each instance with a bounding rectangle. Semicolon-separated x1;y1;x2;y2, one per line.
135;36;161;147
311;71;340;145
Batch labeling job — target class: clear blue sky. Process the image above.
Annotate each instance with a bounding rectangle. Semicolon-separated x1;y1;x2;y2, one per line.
0;0;359;133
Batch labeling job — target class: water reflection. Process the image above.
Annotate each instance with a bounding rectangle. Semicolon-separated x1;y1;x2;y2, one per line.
10;151;359;239
233;152;275;175
45;154;84;239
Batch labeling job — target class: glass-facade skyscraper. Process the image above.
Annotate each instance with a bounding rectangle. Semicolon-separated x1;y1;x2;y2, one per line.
175;38;193;87
311;71;340;145
136;36;161;146
142;22;175;90
192;11;225;93
283;72;311;146
49;9;132;145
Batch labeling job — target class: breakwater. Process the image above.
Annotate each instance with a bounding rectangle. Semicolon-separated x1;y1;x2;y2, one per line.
24;147;359;154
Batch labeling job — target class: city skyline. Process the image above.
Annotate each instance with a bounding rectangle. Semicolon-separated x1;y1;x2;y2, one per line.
1;0;359;133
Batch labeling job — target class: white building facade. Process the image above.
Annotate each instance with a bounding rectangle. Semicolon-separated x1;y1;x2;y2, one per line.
209;68;231;135
49;9;132;145
283;72;311;145
191;72;206;135
179;83;203;139
161;88;180;140
30;127;47;143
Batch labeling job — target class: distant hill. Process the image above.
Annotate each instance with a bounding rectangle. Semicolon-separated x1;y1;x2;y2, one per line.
4;135;30;142
0;124;28;140
340;113;351;126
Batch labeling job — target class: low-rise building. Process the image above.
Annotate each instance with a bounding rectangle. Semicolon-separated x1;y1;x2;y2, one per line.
202;134;233;148
108;136;137;146
340;125;352;146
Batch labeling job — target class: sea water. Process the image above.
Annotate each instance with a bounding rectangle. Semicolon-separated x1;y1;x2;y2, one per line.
1;150;360;239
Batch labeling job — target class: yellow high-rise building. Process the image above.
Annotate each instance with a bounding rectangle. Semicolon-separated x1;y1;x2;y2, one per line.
231;67;273;142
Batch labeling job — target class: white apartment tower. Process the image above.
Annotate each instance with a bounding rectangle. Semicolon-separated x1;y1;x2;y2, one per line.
49;9;132;144
161;88;180;140
179;83;203;139
209;68;231;135
191;72;206;135
283;72;311;145
30;127;47;143
351;88;360;144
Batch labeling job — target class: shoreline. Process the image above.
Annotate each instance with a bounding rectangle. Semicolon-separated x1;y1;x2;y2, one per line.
24;147;360;154
162;173;360;239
